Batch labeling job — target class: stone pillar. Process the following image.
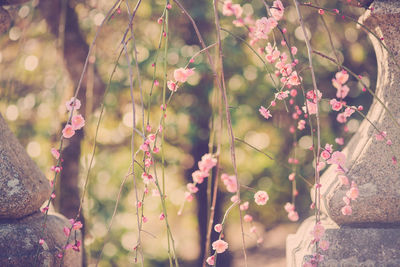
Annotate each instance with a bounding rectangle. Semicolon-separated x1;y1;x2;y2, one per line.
287;1;400;266
0;114;82;266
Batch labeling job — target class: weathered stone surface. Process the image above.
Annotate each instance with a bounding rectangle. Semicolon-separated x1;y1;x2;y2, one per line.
0;114;51;218
317;0;400;226
287;216;400;267
0;212;82;267
0;7;10;34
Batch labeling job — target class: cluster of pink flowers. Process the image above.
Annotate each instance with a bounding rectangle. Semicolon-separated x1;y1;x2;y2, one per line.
167;67;195;92
62;97;85;139
341;181;359;215
284;202;299;222
302;222;330;266
184;153;217;202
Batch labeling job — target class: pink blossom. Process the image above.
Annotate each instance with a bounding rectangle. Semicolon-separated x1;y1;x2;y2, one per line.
288;211;299;221
73;221;83;230
142;172;154;185
320;150;331;161
275;90;289;100
142;216;148;223
221;173;238;193
140;143;149;152
254;17;277;39
338;175;349;185
297;120;306;130
311;222;325;241
39;239;44;245
328;151;346;167
198;153;217;172
167;81;178;92
375;131;387;141
284;202;295;212
305;100;317;115
65;97;81;112
70;114;84;130
51;148;60;159
185;192;194;202
187;183;199;193
335;70;349;85
291;46;297;55
336;85;350;98
240;201;249;211
317;161;326;172
346;184;359;200
192;170;208;184
206;255;215;265
212;239;229;253
271;0;284;21
325;143;333;153
288;173;295;181
244;214;253;222
344;107;355;118
63;227;70;237
341;205;352;215
159;213;165;220
62;124;75;138
254;190;269;205
214;223;223;233
230;195;239;203
173;68;195;83
319;240;330;251
250;226;257;233
336;112;347;123
330;99;343;111
335;137;344;145
287;72;301;86
259;106;272;120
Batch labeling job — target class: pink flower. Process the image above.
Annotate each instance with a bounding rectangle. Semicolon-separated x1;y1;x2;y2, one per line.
336;113;347;124
341;205;352;215
320;150;331;161
284;202;295;212
276;90;289;100
346;184;359;200
159;213;165;220
65;97;81;112
330;99;343;111
319;240;330;251
221;173;238;193
338;175;349;185
187;183;199;193
288;173;295;181
39;239;44;245
240;201;249;211
375;131;387;141
271;0;284;21
244;214;253;222
297;120;306;130
71;114;85;130
214;223;223;233
288;211;299;222
198;153;217;172
336;70;349;85
311;222;325;241
167;81;178;92
259;106;272;120
62;124;75;138
174;68;195;83
63;227;70;237
344;107;355;118
206;256;215;265
51;148;60;159
185;192;194;202
192;170;208;184
142;216;148;223
212;239;229;253
328;151;346;167
335;137;344;145
254;190;269;205
305;100;317;115
254;17;277;39
287;71;301;86
336;85;350;98
73;221;83;230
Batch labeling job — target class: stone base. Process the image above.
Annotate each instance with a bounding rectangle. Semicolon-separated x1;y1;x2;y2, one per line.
0;212;82;267
287;216;400;267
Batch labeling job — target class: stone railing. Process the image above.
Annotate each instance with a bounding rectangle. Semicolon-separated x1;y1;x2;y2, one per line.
287;0;400;266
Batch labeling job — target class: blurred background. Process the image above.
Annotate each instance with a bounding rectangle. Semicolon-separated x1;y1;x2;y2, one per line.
0;0;376;266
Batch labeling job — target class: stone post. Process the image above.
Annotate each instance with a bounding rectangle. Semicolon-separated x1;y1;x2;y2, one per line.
0;114;82;266
287;1;400;266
